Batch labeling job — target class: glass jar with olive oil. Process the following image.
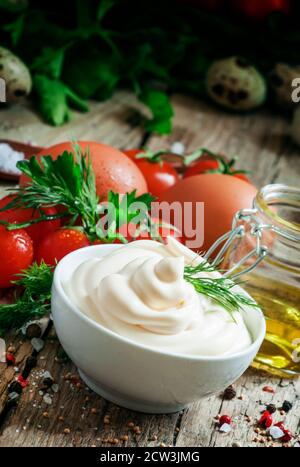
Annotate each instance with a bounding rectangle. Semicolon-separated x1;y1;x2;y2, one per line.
223;184;300;378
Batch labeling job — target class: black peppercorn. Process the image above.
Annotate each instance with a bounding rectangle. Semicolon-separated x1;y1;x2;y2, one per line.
266;404;277;414
22;355;37;379
223;385;237;400
42;377;54;389
8;381;23;395
282;400;293;413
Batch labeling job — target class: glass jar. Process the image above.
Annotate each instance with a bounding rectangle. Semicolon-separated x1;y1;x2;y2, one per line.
223;184;300;378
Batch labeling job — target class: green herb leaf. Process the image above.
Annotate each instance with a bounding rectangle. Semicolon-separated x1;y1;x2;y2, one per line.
33;75;88;126
0;262;53;331
140;88;174;135
97;0;115;22
184;260;259;319
63;48;119;100
31;47;66;80
106;190;155;229
4;15;25;46
10;147;100;240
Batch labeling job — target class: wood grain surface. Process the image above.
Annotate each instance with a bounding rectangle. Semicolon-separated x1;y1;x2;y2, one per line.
0;92;299;447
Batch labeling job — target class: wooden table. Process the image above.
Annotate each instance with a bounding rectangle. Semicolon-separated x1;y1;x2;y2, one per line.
0;92;299;447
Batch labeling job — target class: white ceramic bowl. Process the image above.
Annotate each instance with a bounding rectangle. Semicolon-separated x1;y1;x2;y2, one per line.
51;244;266;414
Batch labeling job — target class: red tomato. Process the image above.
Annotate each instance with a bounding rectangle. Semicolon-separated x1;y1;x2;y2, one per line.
160;174;257;252
20;142;148;200
124;149;180;199
0;226;34;288
183;154;251;184
36;229;90;266
0;195;60;248
230;0;290;21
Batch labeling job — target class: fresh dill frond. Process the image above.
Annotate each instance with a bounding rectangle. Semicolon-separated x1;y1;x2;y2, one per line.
184;260;259;319
0;262;53;332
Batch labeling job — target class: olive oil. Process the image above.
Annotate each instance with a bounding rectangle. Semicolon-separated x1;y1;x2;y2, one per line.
243;274;300;378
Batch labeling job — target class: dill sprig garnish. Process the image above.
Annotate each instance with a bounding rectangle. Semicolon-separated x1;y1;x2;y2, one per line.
0;262;53;333
184;260;259;319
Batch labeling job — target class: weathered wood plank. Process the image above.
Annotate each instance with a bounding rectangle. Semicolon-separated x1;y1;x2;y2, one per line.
176;370;300;447
0;91;146;148
0;330;179;447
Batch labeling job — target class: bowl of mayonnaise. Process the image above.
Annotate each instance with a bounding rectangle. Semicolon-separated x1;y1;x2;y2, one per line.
51;238;265;414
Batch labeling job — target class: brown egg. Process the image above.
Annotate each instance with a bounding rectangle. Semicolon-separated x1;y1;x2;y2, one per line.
160;174;257;252
20;141;148;199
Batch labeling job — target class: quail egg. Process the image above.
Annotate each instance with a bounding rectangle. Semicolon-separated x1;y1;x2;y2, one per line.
206;56;267;111
0;46;32;103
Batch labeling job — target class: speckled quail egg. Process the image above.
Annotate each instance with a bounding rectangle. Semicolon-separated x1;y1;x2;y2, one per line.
269;63;300;110
206;56;267;111
0;46;32;103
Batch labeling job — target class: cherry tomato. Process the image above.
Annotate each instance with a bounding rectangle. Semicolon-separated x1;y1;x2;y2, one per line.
183;153;251;184
36;229;90;266
0;195;61;248
124;149;180;199
0;226;34;288
230;0;290;21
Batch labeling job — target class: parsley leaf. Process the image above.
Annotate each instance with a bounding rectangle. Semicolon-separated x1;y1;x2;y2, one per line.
140;88;174;135
34;75;89;126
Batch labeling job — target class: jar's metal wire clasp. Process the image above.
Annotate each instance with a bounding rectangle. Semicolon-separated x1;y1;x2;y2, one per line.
204;208;270;280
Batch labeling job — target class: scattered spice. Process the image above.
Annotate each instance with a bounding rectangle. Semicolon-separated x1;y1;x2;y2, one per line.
17;374;28;389
6;352;15;366
31;338;45;353
219;415;232;426
282;400;293;413
223;385;237;400
8;381;23;394
266;404;276;414
219;423;232;434
263;386;275;394
258;411;273;428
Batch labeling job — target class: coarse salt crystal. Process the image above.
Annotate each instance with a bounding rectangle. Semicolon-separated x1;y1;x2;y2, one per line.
0;143;25;175
219;423;232;434
171;141;185;155
0;338;6;363
31;338;44;353
269;426;285;440
43;394;52;405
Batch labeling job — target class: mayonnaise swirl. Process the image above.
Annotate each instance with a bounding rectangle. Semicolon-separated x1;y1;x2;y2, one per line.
63;238;252;356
